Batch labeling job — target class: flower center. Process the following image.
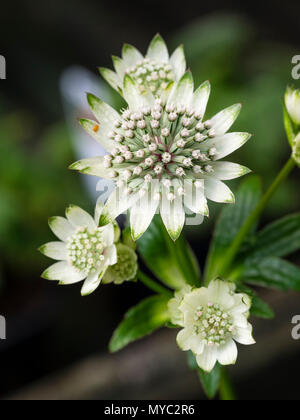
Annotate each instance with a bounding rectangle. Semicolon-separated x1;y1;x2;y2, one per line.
105;99;218;199
127;58;174;94
67;227;106;274
193;303;234;347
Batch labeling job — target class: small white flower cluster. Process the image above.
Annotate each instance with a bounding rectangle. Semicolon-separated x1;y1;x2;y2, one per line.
169;279;255;372
104;98;218;196
127;58;174;94
192;303;234;347
66;227;106;274
40;205;118;296
100;34;186;97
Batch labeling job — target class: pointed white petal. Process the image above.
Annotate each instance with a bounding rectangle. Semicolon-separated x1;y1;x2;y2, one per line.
196;345;218;372
207;279;235;309
192;80;211;119
130;190;159;241
170;44;186;80
99;187;140;226
208;161;251;180
204;178;235;204
69;156;113;179
146;34;169;62
42;261;86;283
81;268;105;296
160;189;185;241
210;103;242;135
48;216;75;242
99;67;122;93
39;242;68;260
167;72;194;107
104;244;117;265
122;44;144;67
79;118;116;153
184;180;209;216
217;339;238;366
66;205;96;231
233;326;256;345
100;223;115;247
201;132;251;160
176;328;205;354
123;74;154;111
112;55;127;80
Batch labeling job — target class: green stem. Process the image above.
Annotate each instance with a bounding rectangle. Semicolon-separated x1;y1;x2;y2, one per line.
138;270;173;297
208;157;296;283
219;368;236;400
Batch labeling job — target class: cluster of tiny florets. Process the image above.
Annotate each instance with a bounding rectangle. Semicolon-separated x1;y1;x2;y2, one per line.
127;58;174;94
67;227;106;274
193;303;234;347
104;98;218;200
108;244;137;284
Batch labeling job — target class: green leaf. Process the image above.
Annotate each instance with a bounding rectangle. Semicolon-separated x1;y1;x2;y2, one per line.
242;257;300;292
199;363;222;399
204;175;262;282
137;216;201;290
109;295;170;352
246;213;300;259
187;352;222;399
251;295;275;319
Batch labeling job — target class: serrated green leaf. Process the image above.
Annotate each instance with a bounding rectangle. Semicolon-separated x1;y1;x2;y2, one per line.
109;295;170;352
137;216;200;290
251;295;275;319
204;175;262;282
242;257;300;292
246;213;300;259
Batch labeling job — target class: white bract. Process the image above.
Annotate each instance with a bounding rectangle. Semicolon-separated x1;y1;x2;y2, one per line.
71;72;251;241
285;86;300;126
175;279;255;372
100;34;186;96
40;205;117;296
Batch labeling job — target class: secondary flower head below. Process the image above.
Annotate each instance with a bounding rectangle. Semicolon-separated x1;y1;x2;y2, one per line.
72;72;251;241
169;279;255;372
40;204;117;296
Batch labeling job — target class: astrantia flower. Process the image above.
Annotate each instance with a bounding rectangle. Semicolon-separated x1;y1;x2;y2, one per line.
176;279;255;372
103;243;138;285
71;72;251;241
100;34;186;97
40;205;117;296
285;86;300;126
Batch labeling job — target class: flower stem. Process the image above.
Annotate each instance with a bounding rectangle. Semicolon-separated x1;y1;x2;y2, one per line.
137;270;173;297
219;368;236;400
210;157;296;282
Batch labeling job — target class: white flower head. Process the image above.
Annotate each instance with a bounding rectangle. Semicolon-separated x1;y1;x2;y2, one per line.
176;279;255;372
71;72;251;241
40;204;117;296
99;34;186;97
285;86;300;126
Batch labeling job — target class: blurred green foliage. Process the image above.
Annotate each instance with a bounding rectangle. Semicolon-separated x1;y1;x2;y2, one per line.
0;103;89;283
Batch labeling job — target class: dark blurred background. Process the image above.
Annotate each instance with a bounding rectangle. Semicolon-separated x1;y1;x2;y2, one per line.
1;0;300;400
